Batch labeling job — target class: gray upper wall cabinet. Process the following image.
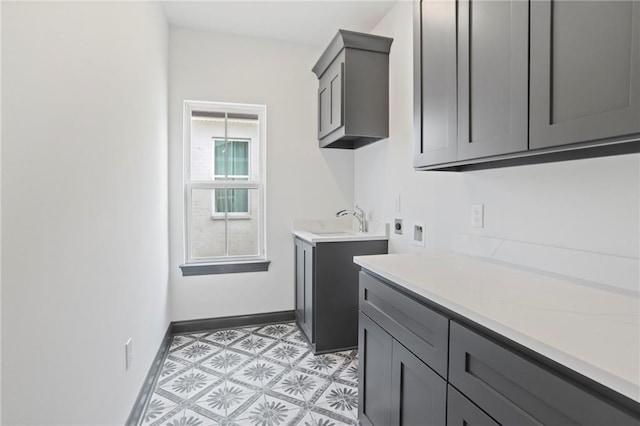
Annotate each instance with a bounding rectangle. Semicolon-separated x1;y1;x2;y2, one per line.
414;0;640;171
313;30;393;149
529;0;640;149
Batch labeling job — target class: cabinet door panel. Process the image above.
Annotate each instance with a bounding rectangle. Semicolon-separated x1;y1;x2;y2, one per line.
457;0;528;160
318;59;344;140
530;0;640;148
447;385;500;426
294;240;304;323
302;243;314;341
391;340;446;426
358;312;393;426
413;0;457;167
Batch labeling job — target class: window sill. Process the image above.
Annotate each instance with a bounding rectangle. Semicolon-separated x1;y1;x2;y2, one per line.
179;260;270;276
210;215;251;221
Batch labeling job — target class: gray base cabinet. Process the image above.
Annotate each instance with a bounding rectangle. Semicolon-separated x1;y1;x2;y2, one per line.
294;237;387;354
357;270;640;426
358;312;447;426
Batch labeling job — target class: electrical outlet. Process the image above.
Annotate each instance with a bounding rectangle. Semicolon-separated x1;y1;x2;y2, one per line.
125;338;133;370
394;218;403;235
395;195;401;213
412;222;426;247
471;204;484;228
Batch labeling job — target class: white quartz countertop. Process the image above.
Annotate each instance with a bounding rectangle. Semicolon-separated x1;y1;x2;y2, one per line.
292;218;388;244
353;251;640;403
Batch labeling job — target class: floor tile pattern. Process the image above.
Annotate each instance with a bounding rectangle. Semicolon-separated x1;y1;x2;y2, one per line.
140;322;359;426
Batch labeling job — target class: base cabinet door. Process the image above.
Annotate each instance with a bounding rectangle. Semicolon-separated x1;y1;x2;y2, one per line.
294;238;313;343
391;340;447;426
447;385;500;426
294;239;304;328
359;312;393;426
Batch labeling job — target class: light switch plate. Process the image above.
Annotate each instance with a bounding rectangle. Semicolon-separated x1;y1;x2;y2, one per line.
412;222;426;247
125;338;133;370
471;204;484;228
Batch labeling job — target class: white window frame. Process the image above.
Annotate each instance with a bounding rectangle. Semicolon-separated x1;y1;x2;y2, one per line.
211;137;251;218
183;100;267;266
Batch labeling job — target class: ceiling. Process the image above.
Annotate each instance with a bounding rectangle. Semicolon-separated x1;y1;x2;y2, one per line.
162;1;399;46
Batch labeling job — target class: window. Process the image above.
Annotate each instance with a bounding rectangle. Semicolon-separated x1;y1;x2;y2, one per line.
181;101;268;275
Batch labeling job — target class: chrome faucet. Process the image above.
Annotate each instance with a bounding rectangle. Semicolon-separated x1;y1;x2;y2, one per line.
336;205;368;233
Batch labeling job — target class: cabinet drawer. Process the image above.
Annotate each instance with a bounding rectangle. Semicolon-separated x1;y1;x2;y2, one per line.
449;321;639;425
447;385;499;426
359;271;449;378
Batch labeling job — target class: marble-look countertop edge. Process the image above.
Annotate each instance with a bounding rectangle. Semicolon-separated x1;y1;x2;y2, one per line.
353;253;640;404
293;230;388;244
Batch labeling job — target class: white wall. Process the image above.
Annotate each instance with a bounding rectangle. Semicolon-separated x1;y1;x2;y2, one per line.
169;29;354;321
356;1;640;293
2;2;169;424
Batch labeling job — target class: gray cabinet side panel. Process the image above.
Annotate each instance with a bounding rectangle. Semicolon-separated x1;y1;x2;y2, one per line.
446;385;500;426
302;243;314;342
457;0;528;160
414;0;458;167
314;240;387;352
359;312;393;426
449;321;640;425
530;0;640;149
391;340;447;426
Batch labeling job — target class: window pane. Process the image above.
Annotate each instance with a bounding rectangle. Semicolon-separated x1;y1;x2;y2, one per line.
227;188;260;257
190;188;226;259
190;188;260;259
214;188;248;213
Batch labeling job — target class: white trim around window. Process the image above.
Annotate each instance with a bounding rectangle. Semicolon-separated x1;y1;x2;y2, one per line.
181;100;268;275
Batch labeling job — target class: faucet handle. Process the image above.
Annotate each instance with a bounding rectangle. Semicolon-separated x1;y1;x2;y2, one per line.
355;204;365;218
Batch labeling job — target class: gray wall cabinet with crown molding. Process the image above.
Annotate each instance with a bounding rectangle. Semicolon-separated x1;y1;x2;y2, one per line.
312;30;393;149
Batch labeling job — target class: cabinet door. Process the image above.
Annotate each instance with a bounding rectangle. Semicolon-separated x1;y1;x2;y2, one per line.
457;0;529;160
390;340;446;426
530;0;640;149
294;239;304;325
413;0;457;167
318;59;344;140
302;243;314;341
447;385;500;426
358;312;393;426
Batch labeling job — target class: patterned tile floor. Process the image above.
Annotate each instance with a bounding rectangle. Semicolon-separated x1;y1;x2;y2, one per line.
139;322;359;426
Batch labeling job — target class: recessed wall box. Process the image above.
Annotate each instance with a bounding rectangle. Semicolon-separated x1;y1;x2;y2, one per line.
412;222;426;247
